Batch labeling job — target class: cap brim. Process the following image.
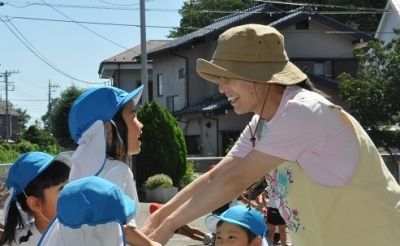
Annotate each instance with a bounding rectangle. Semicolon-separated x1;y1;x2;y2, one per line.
52;151;73;167
121;85;144;107
204;213;256;236
197;58;307;85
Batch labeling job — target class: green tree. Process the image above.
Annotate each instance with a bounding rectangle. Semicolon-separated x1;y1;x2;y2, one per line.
14;108;31;131
21;125;60;154
169;0;256;37
48;86;84;149
338;31;400;178
136;102;187;186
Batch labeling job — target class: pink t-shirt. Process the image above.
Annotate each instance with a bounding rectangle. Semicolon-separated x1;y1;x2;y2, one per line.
228;86;359;187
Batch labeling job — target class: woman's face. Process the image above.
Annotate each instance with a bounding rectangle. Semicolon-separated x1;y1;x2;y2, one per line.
218;77;266;115
122;102;143;155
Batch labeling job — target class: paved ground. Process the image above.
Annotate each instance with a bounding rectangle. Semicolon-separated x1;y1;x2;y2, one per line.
136;202;209;246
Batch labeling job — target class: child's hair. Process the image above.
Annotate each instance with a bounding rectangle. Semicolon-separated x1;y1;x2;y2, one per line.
0;161;70;245
107;106;129;160
216;220;257;243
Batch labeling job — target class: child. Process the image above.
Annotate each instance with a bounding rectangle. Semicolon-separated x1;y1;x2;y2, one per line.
68;85;159;245
38;176;138;246
0;152;70;245
205;205;268;246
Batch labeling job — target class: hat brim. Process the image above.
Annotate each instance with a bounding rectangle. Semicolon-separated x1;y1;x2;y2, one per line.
205;213;255;235
197;58;307;86
120;84;144;108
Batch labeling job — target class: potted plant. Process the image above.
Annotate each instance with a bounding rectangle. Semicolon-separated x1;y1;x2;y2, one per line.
144;174;178;203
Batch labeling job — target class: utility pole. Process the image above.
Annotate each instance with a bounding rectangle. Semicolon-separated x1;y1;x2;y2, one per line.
0;70;18;141
140;0;148;102
48;80;59;112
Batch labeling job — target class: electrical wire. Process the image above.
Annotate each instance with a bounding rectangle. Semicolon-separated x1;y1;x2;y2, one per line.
39;0;128;50
0;17;105;85
1;15;397;34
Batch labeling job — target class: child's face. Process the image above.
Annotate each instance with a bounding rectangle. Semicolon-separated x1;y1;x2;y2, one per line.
122;102;144;155
215;222;252;246
40;181;67;220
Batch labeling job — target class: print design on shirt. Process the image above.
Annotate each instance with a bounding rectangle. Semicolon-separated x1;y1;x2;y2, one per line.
19;230;33;243
265;168;302;233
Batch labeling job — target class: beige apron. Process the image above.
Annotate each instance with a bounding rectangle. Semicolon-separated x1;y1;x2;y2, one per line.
265;109;400;246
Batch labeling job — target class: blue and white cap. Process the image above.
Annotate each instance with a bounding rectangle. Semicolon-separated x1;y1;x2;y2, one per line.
38;176;136;246
205;205;267;237
67;85;143;181
4;152;71;224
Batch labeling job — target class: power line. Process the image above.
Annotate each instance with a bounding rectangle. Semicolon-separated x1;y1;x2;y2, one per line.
0;17;105;84
3;1;397;14
39;0;128;50
2;15;398;34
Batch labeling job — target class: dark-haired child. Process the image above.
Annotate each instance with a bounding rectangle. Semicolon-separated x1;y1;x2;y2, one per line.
205;205;268;246
0;152;70;245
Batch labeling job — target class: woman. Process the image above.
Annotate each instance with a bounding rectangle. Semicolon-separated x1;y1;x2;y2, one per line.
68;85;160;246
142;24;400;246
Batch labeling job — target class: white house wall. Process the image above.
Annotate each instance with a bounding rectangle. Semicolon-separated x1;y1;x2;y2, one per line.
284;21;355;58
375;0;400;43
152;55;186;109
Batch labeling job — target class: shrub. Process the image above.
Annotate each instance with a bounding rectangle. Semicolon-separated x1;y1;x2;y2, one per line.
137;102;187;186
144;174;173;190
179;161;196;189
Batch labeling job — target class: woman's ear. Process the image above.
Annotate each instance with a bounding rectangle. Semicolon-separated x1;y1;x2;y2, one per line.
25;196;42;214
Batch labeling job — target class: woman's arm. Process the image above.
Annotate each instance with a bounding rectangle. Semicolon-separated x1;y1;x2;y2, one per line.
150;150;285;244
140;155;241;235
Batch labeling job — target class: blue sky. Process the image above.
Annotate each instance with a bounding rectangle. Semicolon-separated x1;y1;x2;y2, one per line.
0;0;185;125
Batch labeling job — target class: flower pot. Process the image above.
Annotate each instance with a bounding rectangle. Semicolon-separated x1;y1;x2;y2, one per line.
145;187;178;203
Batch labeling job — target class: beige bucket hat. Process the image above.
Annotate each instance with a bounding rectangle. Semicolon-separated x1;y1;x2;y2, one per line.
197;24;307;85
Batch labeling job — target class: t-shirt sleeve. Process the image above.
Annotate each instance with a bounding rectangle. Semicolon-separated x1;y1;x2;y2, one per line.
254;104;324;162
228;115;258;158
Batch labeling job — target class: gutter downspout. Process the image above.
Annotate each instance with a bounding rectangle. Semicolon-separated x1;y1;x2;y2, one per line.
171;53;189;107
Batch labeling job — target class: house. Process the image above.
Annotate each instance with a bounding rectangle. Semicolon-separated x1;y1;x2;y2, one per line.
0;100;22;140
375;0;400;43
99;3;372;157
142;3;372;156
98;40;169;100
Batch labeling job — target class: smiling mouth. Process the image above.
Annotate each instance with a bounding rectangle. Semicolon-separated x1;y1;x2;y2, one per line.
227;95;239;103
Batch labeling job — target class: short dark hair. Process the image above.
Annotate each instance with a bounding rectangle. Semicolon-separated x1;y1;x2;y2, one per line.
107;105;128;160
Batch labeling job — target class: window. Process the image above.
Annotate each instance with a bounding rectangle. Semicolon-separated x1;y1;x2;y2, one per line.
325;61;333;77
178;68;185;79
157;74;163;97
166;95;178;112
185;135;201;155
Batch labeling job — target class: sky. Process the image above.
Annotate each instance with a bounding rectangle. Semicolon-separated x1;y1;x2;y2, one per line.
0;0;185;125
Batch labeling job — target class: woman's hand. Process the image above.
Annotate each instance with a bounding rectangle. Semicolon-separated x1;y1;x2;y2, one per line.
141;212;162;236
148;221;176;245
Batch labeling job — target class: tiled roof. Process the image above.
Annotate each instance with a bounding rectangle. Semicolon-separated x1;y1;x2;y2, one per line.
102;40;169;63
145;4;373;58
174;95;231;116
0;101;20;116
146;3;279;57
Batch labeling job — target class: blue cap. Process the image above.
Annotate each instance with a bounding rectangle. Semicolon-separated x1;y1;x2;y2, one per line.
6;152;57;197
69;85;144;143
57;176;136;228
205;205;266;237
